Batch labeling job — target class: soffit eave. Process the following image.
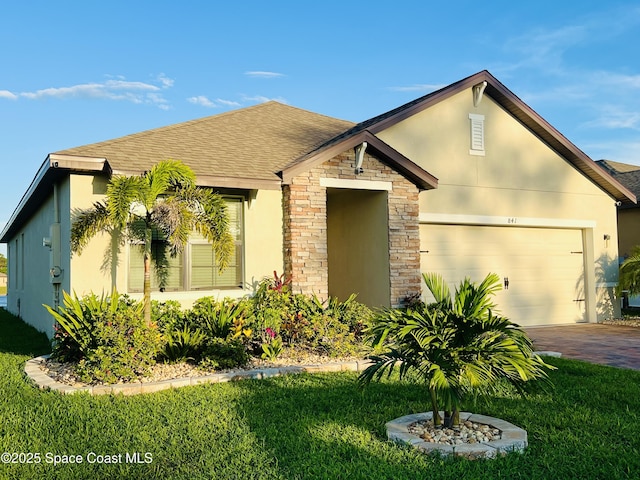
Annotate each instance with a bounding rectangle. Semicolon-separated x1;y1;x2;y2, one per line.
0;155;109;243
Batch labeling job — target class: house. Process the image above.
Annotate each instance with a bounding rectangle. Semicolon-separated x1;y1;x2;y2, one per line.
595;159;640;306
1;70;635;337
0;272;6;288
595;160;640;259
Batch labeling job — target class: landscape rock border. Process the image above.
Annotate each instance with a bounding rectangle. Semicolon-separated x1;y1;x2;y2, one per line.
386;411;528;459
23;355;374;396
24;350;559;397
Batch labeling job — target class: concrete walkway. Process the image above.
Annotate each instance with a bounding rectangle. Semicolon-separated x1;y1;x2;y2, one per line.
526;323;640;370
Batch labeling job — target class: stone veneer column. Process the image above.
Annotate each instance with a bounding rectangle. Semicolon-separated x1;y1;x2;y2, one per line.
283;150;421;306
282;175;329;298
387;181;421;307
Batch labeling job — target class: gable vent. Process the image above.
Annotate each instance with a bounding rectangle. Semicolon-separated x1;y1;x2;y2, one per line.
469;113;485;156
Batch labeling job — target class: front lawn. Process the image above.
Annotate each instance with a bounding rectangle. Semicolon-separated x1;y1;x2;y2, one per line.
1;309;639;479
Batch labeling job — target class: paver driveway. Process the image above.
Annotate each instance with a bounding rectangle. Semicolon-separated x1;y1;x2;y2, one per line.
526;324;640;370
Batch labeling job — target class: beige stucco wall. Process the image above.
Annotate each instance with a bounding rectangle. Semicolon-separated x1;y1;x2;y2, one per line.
69;174;125;295
242;188;284;291
377;88;621;321
617;208;640;258
327;188;391;307
68;174;284;310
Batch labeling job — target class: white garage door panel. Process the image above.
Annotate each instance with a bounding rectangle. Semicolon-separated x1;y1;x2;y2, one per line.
420;225;585;326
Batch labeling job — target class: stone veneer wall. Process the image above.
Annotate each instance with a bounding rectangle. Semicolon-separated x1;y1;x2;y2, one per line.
282;150;421;307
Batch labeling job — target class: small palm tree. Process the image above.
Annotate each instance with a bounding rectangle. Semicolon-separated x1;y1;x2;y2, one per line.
618;245;640;297
359;272;554;428
71;159;234;325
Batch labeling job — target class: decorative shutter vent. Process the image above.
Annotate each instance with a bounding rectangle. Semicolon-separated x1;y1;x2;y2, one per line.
469;113;485;156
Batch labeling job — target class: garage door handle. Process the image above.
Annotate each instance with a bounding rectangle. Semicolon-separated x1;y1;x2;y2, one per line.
573;299;585;302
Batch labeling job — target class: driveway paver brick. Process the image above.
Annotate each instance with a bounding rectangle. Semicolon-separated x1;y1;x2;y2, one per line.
526;324;640;370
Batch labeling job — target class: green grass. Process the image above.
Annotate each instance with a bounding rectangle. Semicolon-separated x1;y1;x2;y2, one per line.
1;309;640;479
0;285;6;295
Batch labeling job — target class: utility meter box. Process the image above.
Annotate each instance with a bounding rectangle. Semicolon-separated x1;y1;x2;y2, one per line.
48;223;63;284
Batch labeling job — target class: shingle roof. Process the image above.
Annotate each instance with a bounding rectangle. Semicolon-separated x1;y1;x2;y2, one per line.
596;159;640;175
595;160;640;208
56;101;355;187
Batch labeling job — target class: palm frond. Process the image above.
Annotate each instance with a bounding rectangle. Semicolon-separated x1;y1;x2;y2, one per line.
151;197;194;255
422;272;452;308
619;246;640;295
146;159;196;201
106;175;144;228
70;202;110;254
183;187;235;272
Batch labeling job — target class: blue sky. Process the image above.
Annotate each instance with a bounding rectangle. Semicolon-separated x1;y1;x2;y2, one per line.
2;0;640;255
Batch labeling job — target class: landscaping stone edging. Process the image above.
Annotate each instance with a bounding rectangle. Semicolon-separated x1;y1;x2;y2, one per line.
386;411;528;459
24;350;558;396
23;356;374;396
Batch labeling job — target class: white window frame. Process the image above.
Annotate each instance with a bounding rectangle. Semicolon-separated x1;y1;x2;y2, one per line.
127;196;244;293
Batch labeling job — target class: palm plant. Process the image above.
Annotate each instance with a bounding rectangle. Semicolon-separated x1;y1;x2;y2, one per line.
71;159;234;325
618;245;640;297
359;272;554;428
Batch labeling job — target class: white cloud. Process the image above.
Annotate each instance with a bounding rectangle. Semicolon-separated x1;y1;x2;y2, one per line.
157;73;174;88
215;98;241;107
0;75;174;108
241;94;288;104
187;96;217;108
591;71;640;89
0;90;17;100
583;104;640;130
244;71;285;78
585;140;640;164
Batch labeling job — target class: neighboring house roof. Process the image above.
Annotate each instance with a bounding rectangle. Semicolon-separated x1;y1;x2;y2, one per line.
596;159;640;175
596;160;640;209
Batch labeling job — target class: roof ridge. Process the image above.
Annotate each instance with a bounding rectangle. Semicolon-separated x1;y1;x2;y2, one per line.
58;101;290;151
58;101;354;153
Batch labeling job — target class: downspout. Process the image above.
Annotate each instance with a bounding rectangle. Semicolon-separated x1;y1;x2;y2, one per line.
51;182;62;310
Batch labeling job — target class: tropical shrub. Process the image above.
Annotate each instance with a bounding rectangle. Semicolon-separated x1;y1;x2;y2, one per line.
46;290;162;383
153;300;188;333
46;289;128;362
74;303;163;384
159;326;207;363
188;296;250;339
359;272;554;428
261;336;283;361
45;273;374;382
248;274;373;358
200;337;250;370
618;245;640;296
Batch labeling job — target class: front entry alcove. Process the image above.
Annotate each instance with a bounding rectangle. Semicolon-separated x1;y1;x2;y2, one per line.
326;187;391;308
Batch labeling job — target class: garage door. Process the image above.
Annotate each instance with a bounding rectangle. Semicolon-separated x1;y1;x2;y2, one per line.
420;224;585;326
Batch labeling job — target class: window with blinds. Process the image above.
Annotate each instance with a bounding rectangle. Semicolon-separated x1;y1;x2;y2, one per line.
468;113;485;156
127;196;243;292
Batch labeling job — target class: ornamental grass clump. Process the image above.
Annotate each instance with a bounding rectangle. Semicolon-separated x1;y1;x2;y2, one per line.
359;272;555;428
